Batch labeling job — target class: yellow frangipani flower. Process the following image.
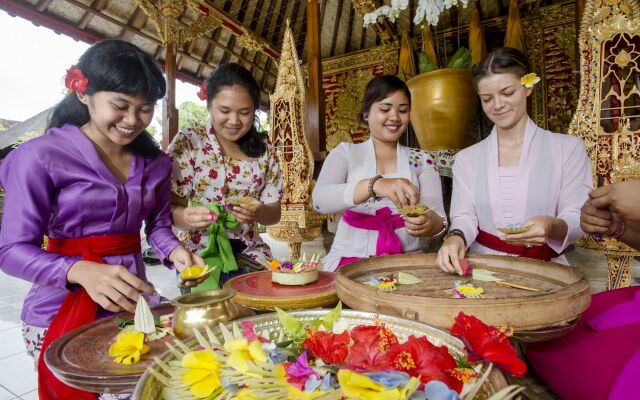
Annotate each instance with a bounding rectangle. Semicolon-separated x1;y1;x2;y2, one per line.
520;73;540;88
108;330;149;364
337;369;419;400
181;349;222;399
224;339;267;374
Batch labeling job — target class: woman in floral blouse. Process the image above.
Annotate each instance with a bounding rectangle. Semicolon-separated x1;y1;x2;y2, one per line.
168;63;283;290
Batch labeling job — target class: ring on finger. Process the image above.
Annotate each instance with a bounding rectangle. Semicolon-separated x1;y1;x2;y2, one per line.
525;243;533;248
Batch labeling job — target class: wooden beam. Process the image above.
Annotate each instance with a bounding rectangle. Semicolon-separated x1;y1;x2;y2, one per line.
344;1;354;53
78;0;106;30
297;0;310;58
270;0;289;44
0;0;203;87
61;0;276;80
35;0;52;12
306;0;325;159
330;0;344;56
120;6;147;42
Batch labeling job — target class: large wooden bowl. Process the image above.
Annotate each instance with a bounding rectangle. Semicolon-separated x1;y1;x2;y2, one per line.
44;303;175;394
44;302;253;394
336;253;591;342
132;309;508;399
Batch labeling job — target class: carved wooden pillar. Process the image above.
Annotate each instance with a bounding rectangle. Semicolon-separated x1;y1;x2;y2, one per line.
306;0;326;160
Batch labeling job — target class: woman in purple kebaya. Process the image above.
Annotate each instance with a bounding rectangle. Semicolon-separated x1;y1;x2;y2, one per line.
0;40;204;399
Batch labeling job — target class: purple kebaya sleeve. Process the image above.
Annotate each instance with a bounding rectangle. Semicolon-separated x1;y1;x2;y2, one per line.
0;145;81;289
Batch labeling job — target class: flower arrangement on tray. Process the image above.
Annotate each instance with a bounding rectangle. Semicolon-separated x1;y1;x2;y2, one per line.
269;254;322;286
145;302;527;399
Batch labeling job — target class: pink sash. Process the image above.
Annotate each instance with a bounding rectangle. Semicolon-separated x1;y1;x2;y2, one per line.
339;207;404;267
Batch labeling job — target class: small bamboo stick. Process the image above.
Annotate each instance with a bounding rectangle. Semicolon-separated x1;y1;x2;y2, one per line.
495;280;539;292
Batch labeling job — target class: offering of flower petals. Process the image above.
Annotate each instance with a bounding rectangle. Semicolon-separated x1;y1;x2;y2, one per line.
496;223;532;235
180;265;212;281
399;203;433;217
148;302;527;399
271;253;321;286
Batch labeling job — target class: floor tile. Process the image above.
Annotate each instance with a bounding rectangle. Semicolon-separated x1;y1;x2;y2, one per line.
0;327;24;359
0;385;17;400
19;389;37;399
0;352;37;396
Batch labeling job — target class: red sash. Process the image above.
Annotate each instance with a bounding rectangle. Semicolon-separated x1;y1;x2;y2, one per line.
39;232;141;400
476;229;560;261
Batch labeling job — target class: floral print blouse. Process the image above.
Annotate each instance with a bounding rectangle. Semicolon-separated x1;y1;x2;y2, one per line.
168;122;283;266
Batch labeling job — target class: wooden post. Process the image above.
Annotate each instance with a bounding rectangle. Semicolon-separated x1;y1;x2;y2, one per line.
305;0;326;161
162;41;179;150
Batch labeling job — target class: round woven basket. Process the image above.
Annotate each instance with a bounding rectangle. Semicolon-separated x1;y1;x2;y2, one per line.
132;309;508;399
336;253;591;342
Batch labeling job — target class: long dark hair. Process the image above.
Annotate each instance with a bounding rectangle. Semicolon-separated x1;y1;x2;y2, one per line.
204;63;267;158
358;75;412;123
48;39;166;159
472;47;531;90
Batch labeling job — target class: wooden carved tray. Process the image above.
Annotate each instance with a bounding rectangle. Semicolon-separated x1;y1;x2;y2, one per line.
336;253;592;342
224;271;339;311
44;303;176;394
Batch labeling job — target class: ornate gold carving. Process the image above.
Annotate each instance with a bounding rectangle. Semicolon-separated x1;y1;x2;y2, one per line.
235;25;270;54
134;0;221;45
523;2;579;133
321;46;399;150
568;0;640;289
350;0;377;15
267;24;325;259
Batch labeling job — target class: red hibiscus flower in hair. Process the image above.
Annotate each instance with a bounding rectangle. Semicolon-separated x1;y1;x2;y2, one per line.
65;66;88;94
450;312;526;377
302;329;350;365
345;324;398;371
384;335;462;393
197;82;208;101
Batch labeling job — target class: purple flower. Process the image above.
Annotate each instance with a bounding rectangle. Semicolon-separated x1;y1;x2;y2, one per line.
285;352;320;380
280;261;294;270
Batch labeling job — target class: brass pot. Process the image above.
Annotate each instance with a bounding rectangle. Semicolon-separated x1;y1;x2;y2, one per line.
406;68;477;150
171;288;245;340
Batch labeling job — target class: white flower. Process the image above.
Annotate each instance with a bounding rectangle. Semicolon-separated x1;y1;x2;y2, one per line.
391;0;409;11
443;0;459;9
363;12;378;27
377;5;392;17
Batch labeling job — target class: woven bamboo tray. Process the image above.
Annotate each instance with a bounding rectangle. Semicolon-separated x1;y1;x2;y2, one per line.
336;253;591;342
132;309;508;399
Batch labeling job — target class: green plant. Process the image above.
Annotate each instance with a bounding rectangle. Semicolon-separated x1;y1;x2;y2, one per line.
363;0;473;73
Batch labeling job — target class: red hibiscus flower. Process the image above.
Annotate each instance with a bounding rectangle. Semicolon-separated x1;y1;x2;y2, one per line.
232;165;241;174
65;66;88;94
345;324;398;371
384;335;462;393
450;312;526;377
209;169;218;179
303;329;350;365
197;82;208;101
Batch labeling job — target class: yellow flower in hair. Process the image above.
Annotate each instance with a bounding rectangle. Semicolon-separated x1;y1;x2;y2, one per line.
521;73;540;88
